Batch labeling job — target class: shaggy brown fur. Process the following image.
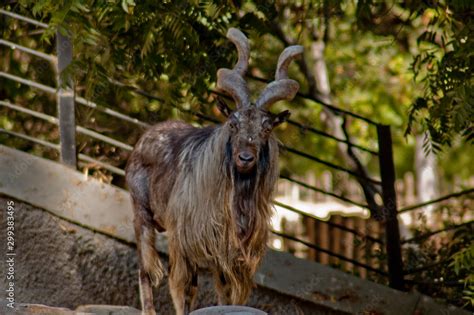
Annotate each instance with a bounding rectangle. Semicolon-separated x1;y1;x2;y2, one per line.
126;28;302;315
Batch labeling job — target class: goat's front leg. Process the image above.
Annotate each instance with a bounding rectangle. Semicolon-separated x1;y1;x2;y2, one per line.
213;270;231;305
185;272;198;314
169;252;198;315
215;269;252;306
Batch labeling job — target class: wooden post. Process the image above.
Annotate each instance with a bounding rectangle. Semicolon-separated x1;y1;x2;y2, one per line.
355;218;366;278
377;125;404;290
306;217;317;261
343;217;354;273
56;31;76;167
319;220;329;265
331;215;342;267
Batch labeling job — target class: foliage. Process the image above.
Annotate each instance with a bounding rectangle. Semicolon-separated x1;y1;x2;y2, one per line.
3;1;472;172
404;197;473;310
14;0;236;103
354;1;473;153
450;239;474;308
390;2;473;152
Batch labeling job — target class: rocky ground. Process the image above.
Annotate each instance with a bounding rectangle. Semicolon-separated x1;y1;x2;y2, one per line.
4;303;141;315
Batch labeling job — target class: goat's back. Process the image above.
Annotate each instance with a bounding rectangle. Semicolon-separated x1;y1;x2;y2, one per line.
126;121;216;229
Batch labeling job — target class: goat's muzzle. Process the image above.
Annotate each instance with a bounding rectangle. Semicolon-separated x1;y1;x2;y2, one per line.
236;150;256;173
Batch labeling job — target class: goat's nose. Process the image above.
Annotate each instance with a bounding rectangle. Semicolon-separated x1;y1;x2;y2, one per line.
238;152;255;163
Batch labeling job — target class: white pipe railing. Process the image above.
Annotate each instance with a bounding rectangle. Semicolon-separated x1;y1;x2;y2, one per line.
0;100;133;151
0;128;125;176
0;39;57;62
0;9;48;28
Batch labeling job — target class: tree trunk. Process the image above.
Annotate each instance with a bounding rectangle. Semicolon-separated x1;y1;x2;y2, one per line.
310;41;331;104
270;8;382;217
415;133;438;227
307;34;382;218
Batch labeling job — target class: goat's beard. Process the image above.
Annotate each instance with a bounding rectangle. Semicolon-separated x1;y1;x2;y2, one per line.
232;166;258;240
225;140;270;243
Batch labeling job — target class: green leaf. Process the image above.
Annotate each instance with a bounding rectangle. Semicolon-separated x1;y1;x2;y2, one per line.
121;0;136;14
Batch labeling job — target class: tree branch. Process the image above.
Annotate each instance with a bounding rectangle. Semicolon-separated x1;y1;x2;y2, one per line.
342;116;382;217
269;13;383;218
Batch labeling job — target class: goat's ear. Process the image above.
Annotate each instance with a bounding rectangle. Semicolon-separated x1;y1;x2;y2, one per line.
272;110;291;128
217;97;232;117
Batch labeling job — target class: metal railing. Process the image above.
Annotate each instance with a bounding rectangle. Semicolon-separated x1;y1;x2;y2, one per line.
1;9;472;292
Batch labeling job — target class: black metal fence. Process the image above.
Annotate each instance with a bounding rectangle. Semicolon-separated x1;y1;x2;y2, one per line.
1;9;472;292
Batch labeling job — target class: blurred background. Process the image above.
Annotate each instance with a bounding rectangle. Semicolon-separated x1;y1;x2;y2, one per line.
1;0;472;311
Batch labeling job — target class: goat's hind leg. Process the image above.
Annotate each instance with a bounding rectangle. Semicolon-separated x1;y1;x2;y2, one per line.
133;206;165;315
138;267;155;315
128;168;165;315
135;216;166;314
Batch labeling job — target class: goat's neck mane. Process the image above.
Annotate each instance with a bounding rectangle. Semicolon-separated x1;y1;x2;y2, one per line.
178;124;278;252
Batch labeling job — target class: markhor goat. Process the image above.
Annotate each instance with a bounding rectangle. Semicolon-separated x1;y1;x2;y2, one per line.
126;28;302;315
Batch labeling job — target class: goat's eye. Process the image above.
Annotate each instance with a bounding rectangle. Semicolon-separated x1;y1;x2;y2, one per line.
229;121;238;130
262;120;272;135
